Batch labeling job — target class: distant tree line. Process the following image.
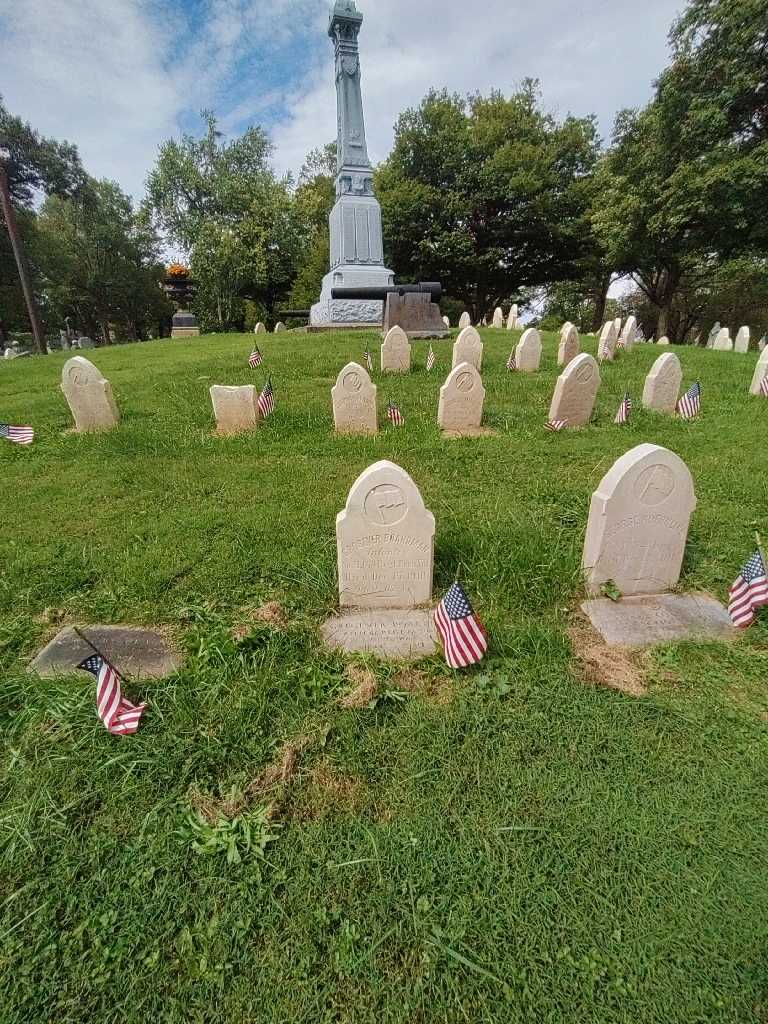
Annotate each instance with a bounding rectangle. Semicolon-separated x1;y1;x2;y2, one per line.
1;0;766;349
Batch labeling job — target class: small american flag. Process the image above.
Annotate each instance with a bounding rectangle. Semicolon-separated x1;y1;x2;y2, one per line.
0;423;34;445
258;378;275;419
506;351;517;371
78;653;147;735
676;380;701;419
616;337;625;351
434;581;488;668
759;375;768;398
365;348;373;373
426;345;435;371
387;400;404;426
545;419;567;432
728;550;768;628
614;391;632;425
248;347;263;368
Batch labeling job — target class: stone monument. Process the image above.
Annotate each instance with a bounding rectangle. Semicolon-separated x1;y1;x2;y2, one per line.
61;356;120;433
332;362;378;434
310;1;395;327
582;443;696;597
547;353;600;428
210;385;260;435
642;352;682;413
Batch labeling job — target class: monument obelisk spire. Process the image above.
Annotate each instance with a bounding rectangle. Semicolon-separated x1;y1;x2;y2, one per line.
310;0;394;328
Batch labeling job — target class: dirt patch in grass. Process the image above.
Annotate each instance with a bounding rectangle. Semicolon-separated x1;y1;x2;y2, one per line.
338;664;378;708
232;601;289;641
569;620;648;697
289;759;367;821
390;667;454;704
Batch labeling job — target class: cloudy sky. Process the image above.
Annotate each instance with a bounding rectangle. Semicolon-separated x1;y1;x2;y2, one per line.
1;0;683;200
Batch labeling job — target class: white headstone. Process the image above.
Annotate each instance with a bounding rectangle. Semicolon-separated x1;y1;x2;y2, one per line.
557;323;580;367
336;460;435;609
507;305;518;330
451;326;483;371
437;362;486;431
713;328;733;351
381;326;411;373
514;328;542;372
547;353;600;428
735;326;750;353
598;321;619;361
749;348;768;395
274;322;286;333
210;385;260;435
619;315;637;351
583;443;697;597
492;307;504;329
458;312;472;329
61;356;120;433
442;315;450;328
254;322;267;334
642;352;682;413
4;347;18;360
706;322;720;348
656;336;670;346
332;362;378;435
613;317;622;334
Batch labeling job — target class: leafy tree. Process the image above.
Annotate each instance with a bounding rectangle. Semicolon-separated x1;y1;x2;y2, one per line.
36;179;170;342
376;83;600;319
288;144;336;312
593;0;768;337
0;95;87;351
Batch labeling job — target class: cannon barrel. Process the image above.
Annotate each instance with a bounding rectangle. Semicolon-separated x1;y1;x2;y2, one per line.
331;281;442;302
276;309;310;318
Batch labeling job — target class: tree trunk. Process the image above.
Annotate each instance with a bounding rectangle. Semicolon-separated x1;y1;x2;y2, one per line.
0;163;47;354
590;274;611;332
100;319;112;346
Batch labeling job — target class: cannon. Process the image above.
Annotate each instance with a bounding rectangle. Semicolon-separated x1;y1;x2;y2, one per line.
330;281;448;338
276;309;311;320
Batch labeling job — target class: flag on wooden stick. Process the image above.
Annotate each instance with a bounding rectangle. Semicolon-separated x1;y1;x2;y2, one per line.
434;581;488;668
759;375;768;398
506;351;516;371
364;348;373;373
728;549;768;628
78;653;147;735
258;378;275;418
545;419;567;432
387;400;404;426
248;347;263;368
0;423;34;445
676;380;701;420
614;391;632;425
426;345;435;372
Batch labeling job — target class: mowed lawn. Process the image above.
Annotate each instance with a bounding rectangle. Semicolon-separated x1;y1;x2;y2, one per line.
1;328;768;1024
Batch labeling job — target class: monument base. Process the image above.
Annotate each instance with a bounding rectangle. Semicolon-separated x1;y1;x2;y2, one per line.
383;292;449;339
311;263;395;327
171;327;201;338
172;311;200;338
581;593;734;648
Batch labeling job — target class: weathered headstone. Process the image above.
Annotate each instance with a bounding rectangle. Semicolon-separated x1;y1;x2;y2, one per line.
273;322;286;333
598;321;618;361
735;326;750;353
515;328;542;372
336;460;435;609
254;322;266;334
713;328;733;351
619;315;637;351
30;625;182;679
451;326;483;371
77;335;95;349
438;362;486;432
582;443;696;597
749;347;768;395
706;322;721;348
61;356;120;433
613;317;622;335
547;353;600;428
442;315;450;328
656;336;670;346
380;325;411;372
332;362;378;435
3;347;18;360
507;304;518;330
210;385;260;435
558;323;580;367
581;593;734;648
459;312;472;329
642;352;682;413
492;307;504;328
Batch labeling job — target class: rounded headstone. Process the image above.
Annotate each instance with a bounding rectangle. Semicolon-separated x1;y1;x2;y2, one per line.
642;352;683;414
451;326;483;371
547;353;600;428
61;356;120;433
438;362;486;431
515;328;542;372
381;325;411;372
210;385;259;435
331;362;378;435
558;323;580;367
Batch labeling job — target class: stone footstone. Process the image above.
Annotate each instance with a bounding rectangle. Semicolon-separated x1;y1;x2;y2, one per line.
30;625;182;679
321;609;438;659
581;594;734;648
442;426;497;439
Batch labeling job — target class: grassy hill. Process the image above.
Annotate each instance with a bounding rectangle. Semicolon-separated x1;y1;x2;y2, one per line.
1;329;767;1023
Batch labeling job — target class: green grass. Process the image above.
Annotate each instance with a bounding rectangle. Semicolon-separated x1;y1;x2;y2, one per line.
1;328;768;1023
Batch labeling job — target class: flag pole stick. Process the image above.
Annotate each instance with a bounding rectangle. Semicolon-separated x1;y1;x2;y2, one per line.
756;531;766;566
73;626;126;680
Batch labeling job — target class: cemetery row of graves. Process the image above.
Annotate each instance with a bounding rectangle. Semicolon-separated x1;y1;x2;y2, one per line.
1;325;767;1022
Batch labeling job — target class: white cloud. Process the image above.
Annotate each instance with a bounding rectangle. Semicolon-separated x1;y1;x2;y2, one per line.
1;0;684;201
